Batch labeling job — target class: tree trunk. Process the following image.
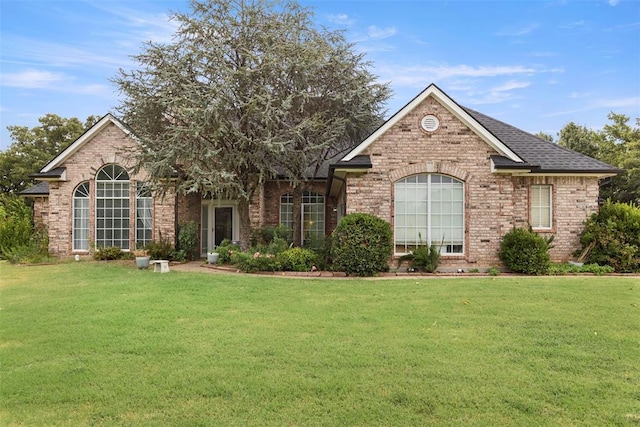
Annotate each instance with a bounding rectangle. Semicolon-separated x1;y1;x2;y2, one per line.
237;197;252;251
292;185;303;247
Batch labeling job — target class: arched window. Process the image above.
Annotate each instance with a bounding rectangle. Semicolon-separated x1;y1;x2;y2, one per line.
280;191;325;246
395;174;464;255
96;164;130;249
72;181;90;251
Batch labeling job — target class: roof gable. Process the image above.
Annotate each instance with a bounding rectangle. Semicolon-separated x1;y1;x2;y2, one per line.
40;113;133;173
342;84;523;163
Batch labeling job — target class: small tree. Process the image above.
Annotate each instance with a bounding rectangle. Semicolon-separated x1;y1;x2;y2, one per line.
332;213;392;276
1;114;98;193
578;200;640;273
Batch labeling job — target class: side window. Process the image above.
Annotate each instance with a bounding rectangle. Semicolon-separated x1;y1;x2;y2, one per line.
135;182;153;248
531;184;552;229
72;182;90;251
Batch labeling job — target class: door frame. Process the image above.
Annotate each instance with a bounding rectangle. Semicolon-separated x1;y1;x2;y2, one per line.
201;200;239;256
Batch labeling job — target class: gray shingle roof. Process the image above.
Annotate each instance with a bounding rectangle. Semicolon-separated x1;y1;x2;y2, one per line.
463;107;621;174
20;181;50;196
31;167;66;179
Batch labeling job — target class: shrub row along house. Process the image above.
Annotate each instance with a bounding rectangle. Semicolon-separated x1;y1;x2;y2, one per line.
22;84;620;270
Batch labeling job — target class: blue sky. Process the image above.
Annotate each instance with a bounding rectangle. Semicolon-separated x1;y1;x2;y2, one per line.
1;0;639;151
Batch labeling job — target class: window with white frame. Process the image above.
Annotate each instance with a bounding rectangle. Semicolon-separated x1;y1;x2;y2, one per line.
96;164;130;249
72;181;90;251
135;182;153;248
395;174;464;254
531;184;552;229
280;191;325;246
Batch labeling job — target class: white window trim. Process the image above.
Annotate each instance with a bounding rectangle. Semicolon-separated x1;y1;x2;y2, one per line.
531;184;553;230
72;182;90;252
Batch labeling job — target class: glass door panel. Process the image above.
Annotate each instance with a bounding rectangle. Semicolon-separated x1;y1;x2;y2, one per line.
214;207;233;247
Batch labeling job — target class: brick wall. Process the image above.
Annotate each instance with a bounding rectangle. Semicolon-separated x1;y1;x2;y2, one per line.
344;96;600;269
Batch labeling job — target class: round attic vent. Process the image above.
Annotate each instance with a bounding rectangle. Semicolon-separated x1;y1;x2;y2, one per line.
420;114;440;132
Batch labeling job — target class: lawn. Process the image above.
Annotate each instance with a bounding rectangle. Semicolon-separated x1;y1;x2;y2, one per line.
1;262;638;426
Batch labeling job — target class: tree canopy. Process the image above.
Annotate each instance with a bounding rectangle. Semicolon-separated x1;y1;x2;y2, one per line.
1;114;99;193
556;113;640;204
112;0;390;248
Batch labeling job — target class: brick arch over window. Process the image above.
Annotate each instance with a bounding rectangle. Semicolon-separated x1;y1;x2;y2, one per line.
388;162;470;184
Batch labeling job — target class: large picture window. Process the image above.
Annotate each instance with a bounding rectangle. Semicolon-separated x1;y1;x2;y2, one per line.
280;191;325;246
96;164;130;249
72;181;90;251
395;174;464;255
531;184;552;229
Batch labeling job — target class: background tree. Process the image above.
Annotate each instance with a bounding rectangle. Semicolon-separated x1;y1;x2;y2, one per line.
1;114;99;193
534;131;554;143
113;0;390;249
557;113;639;204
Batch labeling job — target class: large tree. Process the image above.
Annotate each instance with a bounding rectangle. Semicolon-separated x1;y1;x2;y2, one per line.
112;0;390;248
557;113;639;204
1;114;99;193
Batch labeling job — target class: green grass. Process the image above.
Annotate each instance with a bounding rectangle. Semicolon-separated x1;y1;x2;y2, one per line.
1;262;638;426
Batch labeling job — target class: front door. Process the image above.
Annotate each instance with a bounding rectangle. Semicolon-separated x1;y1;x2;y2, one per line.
201;202;238;255
214;207;233;247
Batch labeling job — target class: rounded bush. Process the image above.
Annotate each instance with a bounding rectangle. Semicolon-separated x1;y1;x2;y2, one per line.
331;213;392;276
277;247;319;272
498;227;553;275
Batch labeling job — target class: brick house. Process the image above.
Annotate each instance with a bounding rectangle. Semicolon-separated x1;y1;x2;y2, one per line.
22;84;619;269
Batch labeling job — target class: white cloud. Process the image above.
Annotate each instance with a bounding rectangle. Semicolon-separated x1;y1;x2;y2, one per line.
491;80;531;92
542;96;640;117
608;0;620;6
367;25;396;40
0;69;65;88
328;13;354;26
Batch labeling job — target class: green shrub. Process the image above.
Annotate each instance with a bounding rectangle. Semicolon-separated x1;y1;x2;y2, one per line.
398;237;441;273
251;225;292;246
487;267;500;276
254;236;289;257
94;246;132;261
216;239;240;264
578;200;640;273
177;221;199;261
547;263;614;276
2;226;50;264
0;195;34;259
332;213;392;276
306;235;333;271
277;248;319;272
232;252;281;273
145;234;174;260
499;227;554;275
